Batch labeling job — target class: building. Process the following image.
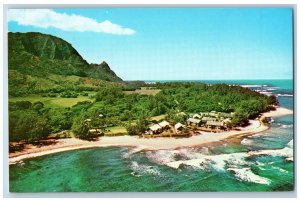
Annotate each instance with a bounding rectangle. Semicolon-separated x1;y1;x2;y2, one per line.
219;112;233;118
147;120;170;135
175;122;185;134
201;117;217;122
158;120;170;129
206;121;225;129
200;112;210;116
148;124;162;135
192;113;202;119
88;129;104;136
209;111;218;117
145;81;156;84
223;118;232;123
187;118;201;126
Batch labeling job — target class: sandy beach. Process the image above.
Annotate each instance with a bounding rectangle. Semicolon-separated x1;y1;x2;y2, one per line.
9;107;293;164
263;107;293;117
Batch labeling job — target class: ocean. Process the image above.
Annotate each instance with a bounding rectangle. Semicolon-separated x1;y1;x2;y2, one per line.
9;80;294;192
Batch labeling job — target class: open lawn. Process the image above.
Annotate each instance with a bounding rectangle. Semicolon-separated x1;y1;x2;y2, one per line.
150;114;166;121
10;95;94;108
104;126;127;136
123;89;161;96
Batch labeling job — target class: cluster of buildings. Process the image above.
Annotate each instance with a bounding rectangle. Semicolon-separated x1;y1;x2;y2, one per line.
145;111;234;136
187;111;233;130
146;120;186;135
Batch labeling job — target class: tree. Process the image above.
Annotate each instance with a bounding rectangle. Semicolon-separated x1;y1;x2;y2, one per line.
120;110;132;121
9;110;50;142
231;109;249;126
71;113;90;139
15;101;32;110
136;117;149;134
95;86;124;102
125;124;139;136
268;95;279;105
125;115;149;136
30;117;51;140
32;101;44;111
48;109;72;132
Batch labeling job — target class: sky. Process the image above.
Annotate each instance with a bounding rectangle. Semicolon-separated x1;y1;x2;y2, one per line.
7;8;293;81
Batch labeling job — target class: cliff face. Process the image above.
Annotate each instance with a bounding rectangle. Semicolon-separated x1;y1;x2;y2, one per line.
8;32;122;82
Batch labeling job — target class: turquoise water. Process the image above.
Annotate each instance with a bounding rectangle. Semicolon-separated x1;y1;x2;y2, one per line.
9;80;294;192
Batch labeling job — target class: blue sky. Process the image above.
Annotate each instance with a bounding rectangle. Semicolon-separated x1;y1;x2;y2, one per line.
8;8;293;80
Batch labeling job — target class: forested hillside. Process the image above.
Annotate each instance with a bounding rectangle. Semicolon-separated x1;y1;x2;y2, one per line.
8;32;122;96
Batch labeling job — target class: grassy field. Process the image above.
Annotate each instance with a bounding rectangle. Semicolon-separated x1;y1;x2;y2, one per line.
104;126;127;136
123;89;161;96
10;95;94;108
48;74;81;82
150;114;166;121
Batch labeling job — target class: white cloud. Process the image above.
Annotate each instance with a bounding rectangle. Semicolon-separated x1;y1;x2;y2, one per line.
8;9;135;35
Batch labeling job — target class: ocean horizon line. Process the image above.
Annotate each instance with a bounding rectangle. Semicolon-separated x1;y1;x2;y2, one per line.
124;79;293;82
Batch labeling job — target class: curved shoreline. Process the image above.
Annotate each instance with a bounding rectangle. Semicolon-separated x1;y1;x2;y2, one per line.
9;107;293;165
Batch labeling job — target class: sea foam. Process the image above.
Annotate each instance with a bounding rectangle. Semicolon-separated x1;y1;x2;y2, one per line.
130;161;161;177
144;140;293;184
227;167;271;185
241;138;253;145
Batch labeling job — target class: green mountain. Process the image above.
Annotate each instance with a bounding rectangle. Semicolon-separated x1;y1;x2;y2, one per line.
8;32;123;96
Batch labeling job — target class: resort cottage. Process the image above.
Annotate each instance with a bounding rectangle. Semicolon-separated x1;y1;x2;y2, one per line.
186;111;233;131
158;120;170;129
201;117;217;122
192;113;202;119
187;118;201;126
209;111;218;117
148;124;162;135
88;128;104;136
175;122;185;134
147;120;170;135
206;121;225;130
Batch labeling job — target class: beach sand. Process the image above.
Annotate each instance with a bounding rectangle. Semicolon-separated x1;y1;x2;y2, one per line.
263;107;293;117
9;107;293;164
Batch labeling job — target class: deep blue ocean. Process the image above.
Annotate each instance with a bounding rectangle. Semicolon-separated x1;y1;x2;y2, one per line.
9;80;294;192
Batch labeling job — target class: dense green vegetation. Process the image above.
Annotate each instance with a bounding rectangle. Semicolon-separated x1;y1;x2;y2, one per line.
155;82;278;125
9;82;278;142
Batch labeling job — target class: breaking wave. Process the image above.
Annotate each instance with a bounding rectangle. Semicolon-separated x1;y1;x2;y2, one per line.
134;140;294;184
240;85;264;88
248;140;293;160
122;147;146;159
130;161;161;177
276;123;293;129
228;167;271;184
276;94;293;97
241;138;253;145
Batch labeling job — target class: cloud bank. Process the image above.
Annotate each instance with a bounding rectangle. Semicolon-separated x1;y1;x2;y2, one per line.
8;9;135;35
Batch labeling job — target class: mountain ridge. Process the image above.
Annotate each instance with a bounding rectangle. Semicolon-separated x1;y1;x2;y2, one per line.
8;32;123;82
